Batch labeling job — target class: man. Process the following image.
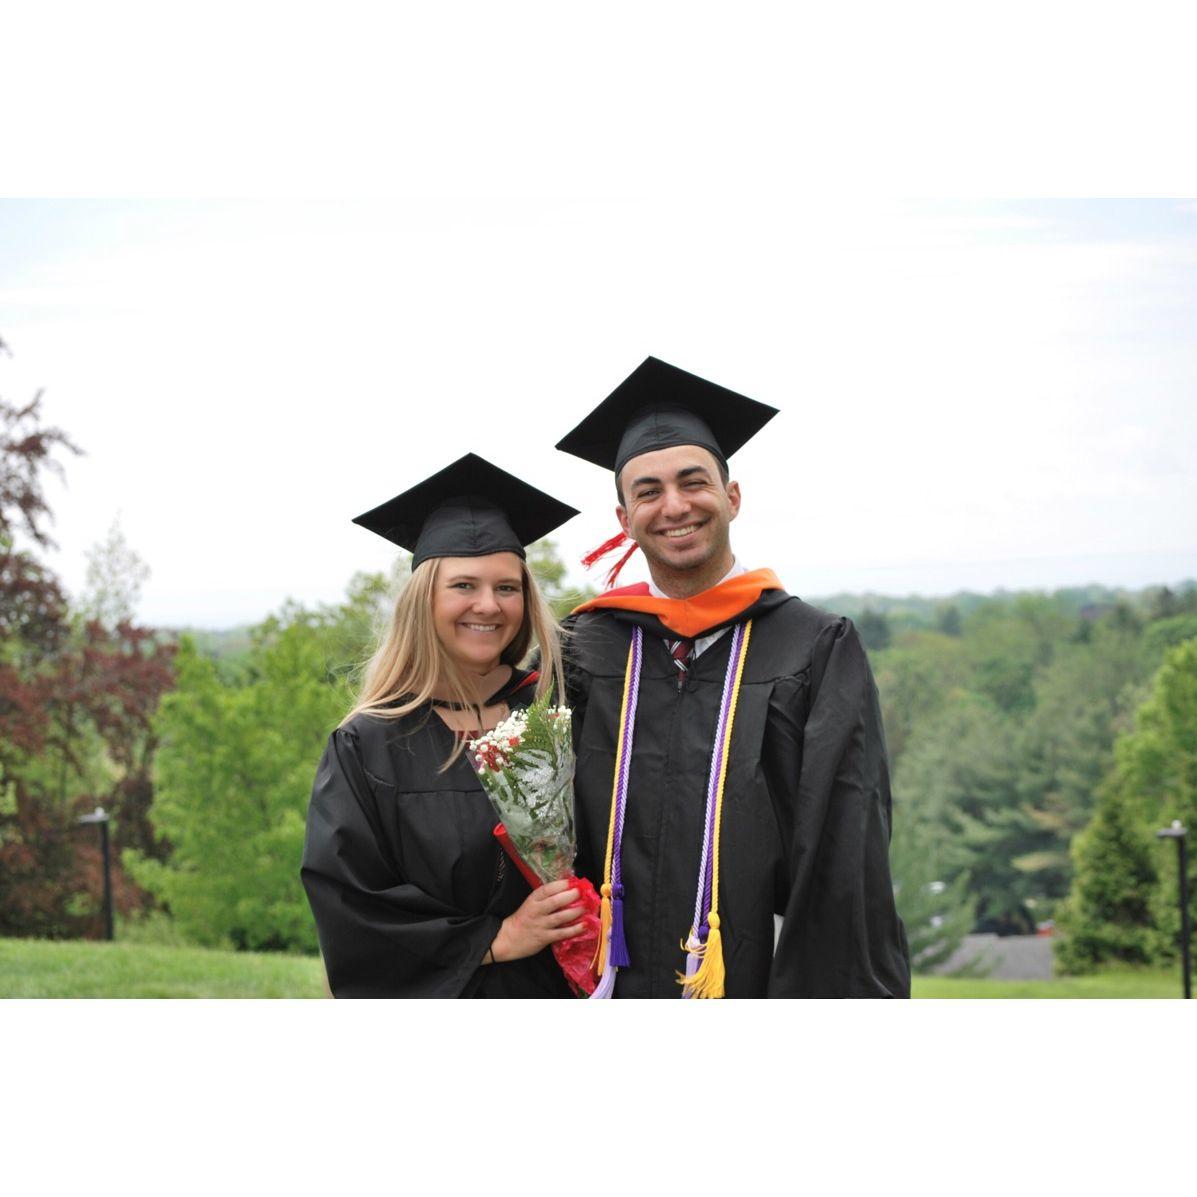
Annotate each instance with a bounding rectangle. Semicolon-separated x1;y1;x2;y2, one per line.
556;356;910;997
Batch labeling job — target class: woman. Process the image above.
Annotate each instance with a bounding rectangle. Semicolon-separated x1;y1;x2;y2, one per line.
301;453;587;997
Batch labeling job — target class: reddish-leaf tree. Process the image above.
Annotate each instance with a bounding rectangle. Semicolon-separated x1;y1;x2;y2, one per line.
1;389;80;549
1;347;175;939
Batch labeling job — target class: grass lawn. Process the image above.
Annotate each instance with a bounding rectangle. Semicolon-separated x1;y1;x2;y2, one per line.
1;937;1186;998
913;967;1183;999
0;937;328;998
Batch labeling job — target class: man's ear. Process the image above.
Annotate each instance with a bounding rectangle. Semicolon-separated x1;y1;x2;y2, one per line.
727;480;741;522
616;504;632;539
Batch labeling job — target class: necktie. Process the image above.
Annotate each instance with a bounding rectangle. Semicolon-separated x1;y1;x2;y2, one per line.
668;637;694;689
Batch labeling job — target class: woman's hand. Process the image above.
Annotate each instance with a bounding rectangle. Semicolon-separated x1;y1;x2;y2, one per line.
489;879;588;963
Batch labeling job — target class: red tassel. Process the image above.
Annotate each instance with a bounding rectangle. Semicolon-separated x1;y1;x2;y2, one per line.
581;530;640;589
580;531;630;569
602;541;639;588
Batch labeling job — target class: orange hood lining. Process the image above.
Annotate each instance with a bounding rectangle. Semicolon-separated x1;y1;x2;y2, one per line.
571;568;783;638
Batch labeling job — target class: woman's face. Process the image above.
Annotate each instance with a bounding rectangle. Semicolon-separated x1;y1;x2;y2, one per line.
432;553;526;674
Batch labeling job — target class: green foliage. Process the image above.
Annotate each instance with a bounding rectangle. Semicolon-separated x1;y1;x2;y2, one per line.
856;608;891;651
1054;786;1162;972
934;604;962;636
128;626;347;952
894;695;1037;926
878;590;1165;937
889;797;975;973
873;631;970;765
1055;639;1197;972
1141;613;1197;671
1015;624;1147;887
959;596;1072;715
527;537;597;620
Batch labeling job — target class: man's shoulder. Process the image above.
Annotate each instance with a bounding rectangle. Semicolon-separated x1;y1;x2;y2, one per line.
756;592;846;634
565;593;851;671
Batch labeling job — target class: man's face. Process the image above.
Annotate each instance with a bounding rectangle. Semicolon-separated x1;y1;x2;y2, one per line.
616;444;740;577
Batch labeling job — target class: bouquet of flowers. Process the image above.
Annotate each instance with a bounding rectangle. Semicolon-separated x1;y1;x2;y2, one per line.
469;696;600;995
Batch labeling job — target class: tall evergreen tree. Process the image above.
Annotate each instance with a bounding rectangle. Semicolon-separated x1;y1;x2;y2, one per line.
1056;639;1197;971
1054;787;1161;972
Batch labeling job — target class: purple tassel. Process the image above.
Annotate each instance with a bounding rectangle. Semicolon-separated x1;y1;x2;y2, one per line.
609;893;631;968
590;962;617;1000
680;933;703;999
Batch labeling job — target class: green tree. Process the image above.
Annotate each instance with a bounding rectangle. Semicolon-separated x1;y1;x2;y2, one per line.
527;537;596;620
1054;785;1161;973
1014;624;1147;902
1055;639;1197;970
961;596;1072;716
856;608;891;651
1144;585;1178;622
872;631;971;766
894;695;1037;928
128;622;346;951
1141;613;1197;672
889;798;975;973
934;604;962;637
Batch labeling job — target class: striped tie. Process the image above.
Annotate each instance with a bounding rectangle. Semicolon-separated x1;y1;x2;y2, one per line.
668;637;694;689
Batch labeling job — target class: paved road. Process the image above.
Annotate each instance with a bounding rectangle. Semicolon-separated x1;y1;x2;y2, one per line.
770;920;1057;981
933;933;1055;980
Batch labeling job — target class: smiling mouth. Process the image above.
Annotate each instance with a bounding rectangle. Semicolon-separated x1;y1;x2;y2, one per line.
460;623;500;632
659;522;705;540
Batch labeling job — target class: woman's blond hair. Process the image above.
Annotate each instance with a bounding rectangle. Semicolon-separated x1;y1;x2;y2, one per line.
341;554;566;766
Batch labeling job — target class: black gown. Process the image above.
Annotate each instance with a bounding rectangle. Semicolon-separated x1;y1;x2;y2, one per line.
301;669;572;998
565;585;911;998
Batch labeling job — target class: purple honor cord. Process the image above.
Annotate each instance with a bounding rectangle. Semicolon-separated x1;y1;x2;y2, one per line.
681;622;747;997
589;625;643;999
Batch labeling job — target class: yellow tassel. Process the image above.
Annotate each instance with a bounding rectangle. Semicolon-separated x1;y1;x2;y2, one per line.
595;883;613;973
678;915;726;999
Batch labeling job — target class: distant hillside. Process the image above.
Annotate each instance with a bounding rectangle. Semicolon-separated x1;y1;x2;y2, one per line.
166;625;254;659
810;579;1197;631
169;579;1197;658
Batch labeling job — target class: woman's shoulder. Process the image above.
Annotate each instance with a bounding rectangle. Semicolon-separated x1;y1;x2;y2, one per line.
332;703;451;791
337;702;432;746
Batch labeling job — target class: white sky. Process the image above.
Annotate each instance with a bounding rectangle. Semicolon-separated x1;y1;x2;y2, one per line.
2;197;1195;627
2;6;1196;629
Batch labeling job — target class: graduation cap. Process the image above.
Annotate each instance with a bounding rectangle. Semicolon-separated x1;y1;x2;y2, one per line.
353;453;579;571
554;356;779;479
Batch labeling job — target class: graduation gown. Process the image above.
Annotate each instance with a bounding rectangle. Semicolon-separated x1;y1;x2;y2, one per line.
301;670;571;998
565;572;911;998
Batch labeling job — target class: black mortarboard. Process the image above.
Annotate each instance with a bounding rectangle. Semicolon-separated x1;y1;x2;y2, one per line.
353;453;579;571
554;356;779;478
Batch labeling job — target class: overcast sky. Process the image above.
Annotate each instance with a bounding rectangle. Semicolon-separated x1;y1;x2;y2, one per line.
1;197;1195;627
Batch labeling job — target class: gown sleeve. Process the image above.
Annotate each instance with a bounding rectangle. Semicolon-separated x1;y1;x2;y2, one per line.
300;725;504;998
768;618;912;997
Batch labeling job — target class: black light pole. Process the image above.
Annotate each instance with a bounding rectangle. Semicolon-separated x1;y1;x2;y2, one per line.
1156;819;1190;999
78;806;114;942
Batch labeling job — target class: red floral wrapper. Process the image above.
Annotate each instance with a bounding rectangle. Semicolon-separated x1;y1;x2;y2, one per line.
494;823;601;996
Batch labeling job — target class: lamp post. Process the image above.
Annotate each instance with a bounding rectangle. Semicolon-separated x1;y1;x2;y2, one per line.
78;806;114;942
1155;819;1190;999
